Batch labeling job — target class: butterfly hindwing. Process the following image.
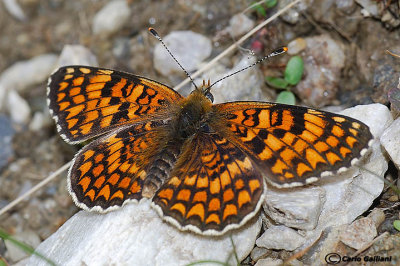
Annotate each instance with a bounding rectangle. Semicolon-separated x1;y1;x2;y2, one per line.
47;66;183;144
213;102;373;188
152;132;264;235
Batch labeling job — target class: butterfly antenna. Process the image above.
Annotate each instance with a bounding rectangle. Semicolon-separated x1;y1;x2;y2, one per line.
149;28;198;90
206;46;288;92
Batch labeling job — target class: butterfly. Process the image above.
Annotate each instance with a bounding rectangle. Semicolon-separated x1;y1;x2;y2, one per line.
47;63;373;235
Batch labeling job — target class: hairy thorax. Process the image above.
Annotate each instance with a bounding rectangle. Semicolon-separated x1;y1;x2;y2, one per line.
173;89;214;140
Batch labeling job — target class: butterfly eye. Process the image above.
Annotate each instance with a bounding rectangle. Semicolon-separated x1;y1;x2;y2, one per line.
205;92;214;103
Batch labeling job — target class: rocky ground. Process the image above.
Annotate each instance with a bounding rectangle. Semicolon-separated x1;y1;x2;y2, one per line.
0;0;400;265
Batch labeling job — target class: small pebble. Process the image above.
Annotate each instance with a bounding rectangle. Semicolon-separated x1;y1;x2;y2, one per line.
388;195;399;202
367;208;386;229
287;37;307;55
92;0;131;36
340;217;377;249
380;117;400;169
250;246;271;262
0;114;15;170
4;230;41;263
255;258;283;266
228;13;254;38
256;225;305;251
7;90;31;124
0;54;57;93
29;111;51;132
153;31;212;77
57;45;98;67
294;35;345;107
3;0;27;21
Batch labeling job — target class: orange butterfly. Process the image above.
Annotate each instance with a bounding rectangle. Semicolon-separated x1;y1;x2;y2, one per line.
47;59;372;236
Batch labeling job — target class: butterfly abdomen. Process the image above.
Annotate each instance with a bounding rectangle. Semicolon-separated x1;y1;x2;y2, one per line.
142;144;181;198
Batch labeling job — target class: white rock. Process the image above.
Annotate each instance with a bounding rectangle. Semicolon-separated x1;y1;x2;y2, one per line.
340;217;377;249
7;90;30;124
263;186;325;230
56;45;98;68
29;199;261;265
153;31;212;77
256;225;305;251
255;258;283;266
380;117;400;168
228;13;255;38
203;56;265;103
0;54;57;93
92;0;131;36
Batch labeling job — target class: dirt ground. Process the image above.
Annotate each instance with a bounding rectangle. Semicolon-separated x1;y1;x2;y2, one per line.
0;0;400;264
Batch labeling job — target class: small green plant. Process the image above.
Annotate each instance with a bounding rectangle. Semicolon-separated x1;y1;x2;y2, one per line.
265;55;304;105
0;229;56;266
251;0;278;17
394;220;400;231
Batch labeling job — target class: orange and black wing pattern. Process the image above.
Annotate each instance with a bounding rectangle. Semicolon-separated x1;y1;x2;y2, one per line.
47;66;182;144
68;120;172;211
213;102;373;188
152;132;264;235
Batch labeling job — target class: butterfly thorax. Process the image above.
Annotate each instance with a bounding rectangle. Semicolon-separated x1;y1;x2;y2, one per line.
173;88;213;140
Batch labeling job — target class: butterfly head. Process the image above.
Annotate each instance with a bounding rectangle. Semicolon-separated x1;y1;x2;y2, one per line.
200;79;214;103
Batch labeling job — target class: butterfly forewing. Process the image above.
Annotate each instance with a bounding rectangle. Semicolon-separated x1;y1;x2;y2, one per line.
47;66;182;143
213;102;373;187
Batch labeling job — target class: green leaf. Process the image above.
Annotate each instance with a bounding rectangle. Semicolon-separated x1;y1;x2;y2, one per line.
394;220;400;231
276;91;296;105
265;0;278;8
251;1;266;17
265;76;288;89
0;258;7;266
284;56;304;85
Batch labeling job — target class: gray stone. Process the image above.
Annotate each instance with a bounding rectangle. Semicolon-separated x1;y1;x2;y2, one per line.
255;258;283;266
264;187;325;231
153;31;212;77
203;56;265;103
92;0;131;36
228;14;255;37
7;90;31;124
0;54;57;93
380;117;400;169
56;45;98;67
295;35;345;107
0;114;15;170
2;0;26;21
256;225;305;251
340;217;377;249
5;230;41;263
